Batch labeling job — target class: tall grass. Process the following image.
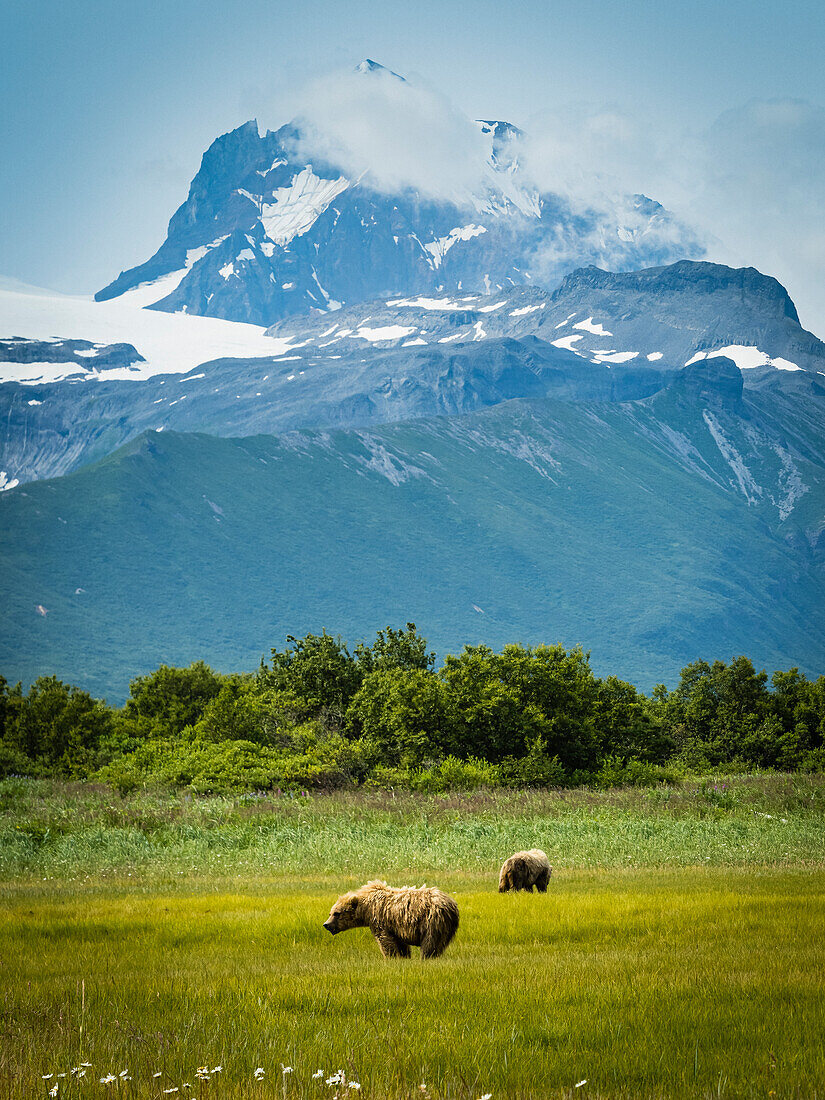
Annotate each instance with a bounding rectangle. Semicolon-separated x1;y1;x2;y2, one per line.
2;775;824;884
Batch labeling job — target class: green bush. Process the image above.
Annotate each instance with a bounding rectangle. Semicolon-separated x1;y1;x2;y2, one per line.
594;754;681;789
3;634;825;793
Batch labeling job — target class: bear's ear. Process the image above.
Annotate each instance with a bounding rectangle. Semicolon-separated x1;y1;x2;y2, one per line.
348;897;359;909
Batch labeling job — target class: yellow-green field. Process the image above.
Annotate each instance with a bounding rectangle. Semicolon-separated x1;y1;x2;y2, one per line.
3;778;825;1099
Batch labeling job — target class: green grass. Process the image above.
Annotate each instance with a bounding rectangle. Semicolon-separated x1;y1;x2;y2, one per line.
3;777;825;1098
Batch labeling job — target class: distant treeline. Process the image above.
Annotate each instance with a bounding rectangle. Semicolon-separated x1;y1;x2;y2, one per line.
2;625;824;793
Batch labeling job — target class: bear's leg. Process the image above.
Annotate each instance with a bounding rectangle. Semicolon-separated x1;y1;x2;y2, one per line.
535;869;549;893
525;882;534;893
373;930;410;958
419;932;446;959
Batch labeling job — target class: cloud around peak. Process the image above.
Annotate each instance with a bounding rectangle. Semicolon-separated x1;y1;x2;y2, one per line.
278;62;493;202
266;66;825;334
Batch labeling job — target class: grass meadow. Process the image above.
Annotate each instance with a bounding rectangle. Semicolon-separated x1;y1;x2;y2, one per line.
2;775;825;1099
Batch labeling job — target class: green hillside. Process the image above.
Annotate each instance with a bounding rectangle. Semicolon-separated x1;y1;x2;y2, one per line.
2;370;824;698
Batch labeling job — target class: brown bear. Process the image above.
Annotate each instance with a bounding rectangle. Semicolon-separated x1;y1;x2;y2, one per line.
498;848;552;892
323;880;459;958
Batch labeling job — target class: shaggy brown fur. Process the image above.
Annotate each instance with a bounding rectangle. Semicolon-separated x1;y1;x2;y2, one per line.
323;880;459;958
498;848;552;893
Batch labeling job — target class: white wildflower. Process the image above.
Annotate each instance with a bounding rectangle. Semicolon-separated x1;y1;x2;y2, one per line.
100;1075;117;1085
575;1081;588;1089
153;1073;163;1078
163;1089;180;1095
348;1083;361;1091
119;1070;129;1078
282;1066;294;1074
254;1068;266;1080
81;1063;92;1069
42;1075;54;1081
478;1094;493;1100
326;1072;344;1085
313;1071;324;1080
211;1066;222;1074
49;1086;59;1098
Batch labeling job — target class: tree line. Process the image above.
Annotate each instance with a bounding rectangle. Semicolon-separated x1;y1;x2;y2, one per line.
2;625;824;793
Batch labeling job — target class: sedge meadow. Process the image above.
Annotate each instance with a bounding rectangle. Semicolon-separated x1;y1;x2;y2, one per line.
3;777;825;1100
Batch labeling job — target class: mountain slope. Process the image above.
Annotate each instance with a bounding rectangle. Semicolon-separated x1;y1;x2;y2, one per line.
2;367;824;698
4;261;825;486
0;335;672;484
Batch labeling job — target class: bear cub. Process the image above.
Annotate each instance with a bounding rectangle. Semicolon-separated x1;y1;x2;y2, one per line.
498;849;552;892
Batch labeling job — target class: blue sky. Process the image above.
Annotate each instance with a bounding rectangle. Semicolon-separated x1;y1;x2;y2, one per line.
3;0;825;326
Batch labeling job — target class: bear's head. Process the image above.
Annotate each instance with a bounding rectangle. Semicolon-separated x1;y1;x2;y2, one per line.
323;891;365;935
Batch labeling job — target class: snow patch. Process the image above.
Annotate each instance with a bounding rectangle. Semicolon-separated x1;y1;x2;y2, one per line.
258;167;349;247
310;267;342;311
421;224;487;269
574;317;613;336
354;325;415;342
257;157;287;177
551;334;585;352
510;304;545;317
686;345;802;372
0;471;19;492
116;238;228;307
590;350;639;364
386;296;463;310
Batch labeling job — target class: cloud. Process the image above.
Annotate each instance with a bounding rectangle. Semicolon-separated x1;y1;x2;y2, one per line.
518;97;825;334
687;99;825;332
270;68;825;335
276;63;492;203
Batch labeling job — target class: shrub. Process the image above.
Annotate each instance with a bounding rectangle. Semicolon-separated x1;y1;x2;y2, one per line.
346;667;459;768
594;754;681;789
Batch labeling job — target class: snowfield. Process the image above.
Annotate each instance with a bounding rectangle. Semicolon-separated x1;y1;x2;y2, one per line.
0;286;289;383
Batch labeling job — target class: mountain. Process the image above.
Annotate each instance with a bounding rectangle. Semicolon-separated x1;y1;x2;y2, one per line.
2;360;825;699
92;62;701;327
2;65;824;699
3;261;824;486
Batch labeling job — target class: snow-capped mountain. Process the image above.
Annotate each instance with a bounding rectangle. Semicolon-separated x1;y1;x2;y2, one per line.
94;61;701;326
2;62;824;697
3;260;825;487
